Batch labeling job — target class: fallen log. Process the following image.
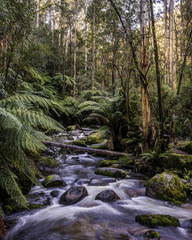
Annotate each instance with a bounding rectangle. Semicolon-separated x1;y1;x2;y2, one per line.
45;141;132;157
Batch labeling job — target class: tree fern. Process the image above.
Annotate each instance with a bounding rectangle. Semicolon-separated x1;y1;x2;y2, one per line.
0;93;65;208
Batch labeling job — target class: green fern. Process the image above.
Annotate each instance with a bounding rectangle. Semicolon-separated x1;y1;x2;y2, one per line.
0;93;65;207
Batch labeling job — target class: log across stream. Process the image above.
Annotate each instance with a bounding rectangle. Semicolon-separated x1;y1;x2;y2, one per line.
3;128;192;240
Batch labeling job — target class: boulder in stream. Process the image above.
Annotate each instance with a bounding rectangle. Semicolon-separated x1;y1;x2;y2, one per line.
95;189;120;202
42;174;67;188
95;167;127;179
144;230;161;240
59;186;88;205
146;172;187;204
135;214;180;228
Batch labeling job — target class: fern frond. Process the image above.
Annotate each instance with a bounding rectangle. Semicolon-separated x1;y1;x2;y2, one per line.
84;113;110;125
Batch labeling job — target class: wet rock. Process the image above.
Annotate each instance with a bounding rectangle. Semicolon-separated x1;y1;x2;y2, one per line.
144;230;161;240
50;190;59;198
135;214;180;228
59;186;88;205
71;139;87;147
180;219;192;230
27;192;51;208
101;178;117;184
146;172;187;204
95;189;120;202
88;179;105;186
122;187;145;198
95;167;127;179
99;160;118;167
42;175;67;188
75;179;90;185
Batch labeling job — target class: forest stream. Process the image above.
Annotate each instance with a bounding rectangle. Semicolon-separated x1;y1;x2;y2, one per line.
3;128;192;240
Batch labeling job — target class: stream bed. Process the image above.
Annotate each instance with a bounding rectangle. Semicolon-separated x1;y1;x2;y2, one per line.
3;128;192;240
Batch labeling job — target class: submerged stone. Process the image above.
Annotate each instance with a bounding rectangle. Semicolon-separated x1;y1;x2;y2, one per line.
95;167;127;179
42;174;67;188
135;214;179;228
50;190;59;197
146;172;187;204
95;189;120;202
88;179;105;186
59;186;88;205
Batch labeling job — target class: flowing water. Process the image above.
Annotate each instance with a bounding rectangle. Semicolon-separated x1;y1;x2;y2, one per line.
3;129;192;240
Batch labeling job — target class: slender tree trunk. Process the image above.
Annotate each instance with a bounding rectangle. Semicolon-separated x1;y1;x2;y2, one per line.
150;0;164;140
36;0;40;28
112;37;117;96
164;0;169;84
85;0;88;76
91;1;96;90
169;0;176;90
73;0;78;97
140;0;151;148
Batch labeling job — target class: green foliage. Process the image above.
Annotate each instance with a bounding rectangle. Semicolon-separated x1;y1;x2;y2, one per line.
0;93;64;207
78;96;127;150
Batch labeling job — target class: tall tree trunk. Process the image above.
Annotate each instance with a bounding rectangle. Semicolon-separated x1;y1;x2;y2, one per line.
91;1;96;90
36;0;40;28
140;0;151;148
85;0;88;76
61;0;66;99
169;0;176;89
164;0;169;84
73;0;78;97
150;0;164;140
112;37;117;96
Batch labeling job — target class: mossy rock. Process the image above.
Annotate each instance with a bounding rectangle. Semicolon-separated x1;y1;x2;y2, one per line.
67;125;77;131
136;214;179;228
91;141;108;150
40;156;60;168
144;230;161;240
95;167;127;179
85;126;110;145
99;160;118;167
42;174;67;188
177;141;192;154
71;139;87;147
146;172;187;204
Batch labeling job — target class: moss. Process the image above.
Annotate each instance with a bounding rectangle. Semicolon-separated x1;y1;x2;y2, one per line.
99;160;118;167
67;125;76;131
42;174;66;188
40;156;60;168
135;214;179;228
29;204;43;210
85;126;110;145
94;167;127;178
118;156;133;168
146;172;187;204
177;141;192;154
161;154;192;178
67;136;73;140
144;230;161;240
71;139;87;147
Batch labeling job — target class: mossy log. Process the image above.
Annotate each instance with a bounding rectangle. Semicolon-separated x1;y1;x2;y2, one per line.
45;141;132;157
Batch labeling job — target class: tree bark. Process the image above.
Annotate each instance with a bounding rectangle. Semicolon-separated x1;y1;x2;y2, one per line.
149;0;164;140
164;0;169;84
45;141;132;157
140;0;151;147
91;1;96;90
169;0;176;89
73;0;78;97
